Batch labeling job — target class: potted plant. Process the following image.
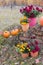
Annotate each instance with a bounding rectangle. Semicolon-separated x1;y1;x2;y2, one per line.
30;40;40;57
20;16;29;32
15;43;30;58
15;40;40;58
20;5;42;27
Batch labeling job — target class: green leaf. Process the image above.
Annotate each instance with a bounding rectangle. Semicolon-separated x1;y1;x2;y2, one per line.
16;48;20;52
30;46;35;51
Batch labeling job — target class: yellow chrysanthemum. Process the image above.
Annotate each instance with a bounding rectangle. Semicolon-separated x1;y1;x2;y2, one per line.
28;48;31;51
29;49;31;51
20;16;27;22
22;48;25;50
23;16;27;20
21;22;27;25
22;43;24;45
20;49;24;52
24;43;28;46
17;45;19;47
20;44;25;49
17;44;20;47
20;46;24;49
27;48;29;49
27;47;30;51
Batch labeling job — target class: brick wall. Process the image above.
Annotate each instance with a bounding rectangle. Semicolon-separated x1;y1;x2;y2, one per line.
0;0;43;6
14;0;43;6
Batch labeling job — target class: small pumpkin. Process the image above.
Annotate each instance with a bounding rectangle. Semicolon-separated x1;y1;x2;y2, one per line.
3;31;10;38
40;17;43;26
11;29;19;36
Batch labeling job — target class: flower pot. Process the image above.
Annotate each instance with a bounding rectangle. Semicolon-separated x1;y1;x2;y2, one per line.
30;51;38;57
21;53;29;58
21;23;29;32
40;17;43;26
28;18;37;27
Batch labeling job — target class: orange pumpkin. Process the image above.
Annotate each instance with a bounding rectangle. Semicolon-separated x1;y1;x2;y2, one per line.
40;17;43;26
11;29;19;36
30;51;38;58
3;31;10;38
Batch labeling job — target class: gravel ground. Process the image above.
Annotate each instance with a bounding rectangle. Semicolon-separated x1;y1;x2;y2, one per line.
0;24;43;65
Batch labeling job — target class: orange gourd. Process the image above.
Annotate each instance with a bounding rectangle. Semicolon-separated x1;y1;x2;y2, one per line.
40;17;43;26
3;31;10;38
11;29;19;36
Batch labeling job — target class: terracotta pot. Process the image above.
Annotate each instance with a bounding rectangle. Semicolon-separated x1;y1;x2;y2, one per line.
30;51;38;57
28;18;37;27
21;53;29;58
21;23;29;32
40;17;43;26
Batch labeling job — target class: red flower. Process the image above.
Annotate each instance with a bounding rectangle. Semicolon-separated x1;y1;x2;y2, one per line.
23;7;26;11
38;9;42;12
30;13;34;18
20;9;24;13
35;46;40;51
29;5;33;10
26;7;29;12
31;35;36;39
35;40;38;45
33;6;36;10
36;7;42;12
33;7;35;10
31;5;33;7
20;5;42;18
27;44;30;48
25;7;31;13
32;50;37;53
36;7;39;10
24;5;33;13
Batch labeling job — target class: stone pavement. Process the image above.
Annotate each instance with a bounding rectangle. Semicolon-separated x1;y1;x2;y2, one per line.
0;6;23;31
